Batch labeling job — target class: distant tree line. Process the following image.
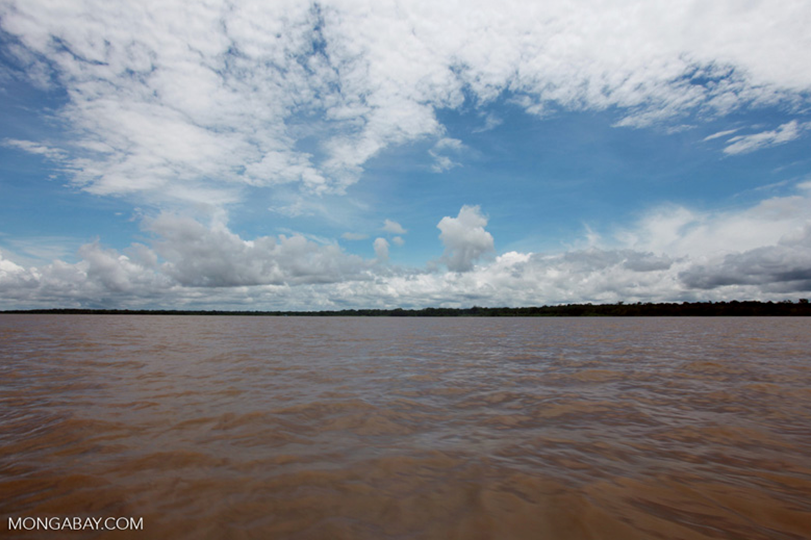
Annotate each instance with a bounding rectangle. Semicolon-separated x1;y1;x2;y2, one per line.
3;300;811;317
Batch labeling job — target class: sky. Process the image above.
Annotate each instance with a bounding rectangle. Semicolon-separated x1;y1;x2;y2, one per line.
1;0;811;310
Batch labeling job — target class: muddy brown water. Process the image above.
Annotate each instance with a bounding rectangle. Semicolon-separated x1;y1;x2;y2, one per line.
1;315;810;539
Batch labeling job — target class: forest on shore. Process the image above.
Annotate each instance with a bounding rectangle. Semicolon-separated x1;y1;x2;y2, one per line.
4;300;811;317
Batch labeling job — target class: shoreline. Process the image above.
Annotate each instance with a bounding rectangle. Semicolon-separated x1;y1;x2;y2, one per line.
3;300;810;317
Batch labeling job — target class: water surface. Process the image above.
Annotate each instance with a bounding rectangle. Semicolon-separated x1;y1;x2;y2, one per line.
2;315;810;539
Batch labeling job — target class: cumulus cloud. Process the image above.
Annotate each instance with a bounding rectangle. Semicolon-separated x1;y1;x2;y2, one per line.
75;242;162;293
437;205;495;272
615;184;811;260
373;237;389;262
382;219;407;235
0;251;28;283
146;214;369;287
271;247;687;309
0;242;172;309
680;241;811;292
3;190;811;309
3;0;811;207
723;121;809;155
676;215;811;292
0;215;376;308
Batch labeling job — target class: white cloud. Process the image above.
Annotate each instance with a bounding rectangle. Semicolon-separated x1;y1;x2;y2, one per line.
76;241;165;293
3;1;811;309
3;188;811;309
147;214;369;287
472;113;503;133
2;139;66;161
617;185;811;260
703;128;739;141
429;154;459;173
382;219;407;235
723;121;809;155
428;137;465;173
341;232;369;241
0;236;81;266
0;251;27;281
3;0;811;208
0;242;173;309
437;205;495;272
0;214;377;309
392;236;405;247
1;0;331;204
373;237;389;262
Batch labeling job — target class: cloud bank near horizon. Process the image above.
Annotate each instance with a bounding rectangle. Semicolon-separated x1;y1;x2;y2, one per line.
3;183;811;310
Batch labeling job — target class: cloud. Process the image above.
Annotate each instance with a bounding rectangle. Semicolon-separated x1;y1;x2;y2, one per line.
281;247;686;309
723;121;809;155
341;232;369;241
373;237;389;262
3;187;811;309
703;128;739;141
3;213;374;305
3;0;811;208
679;236;811;292
0;236;81;267
428;137;465;173
267;189;369;224
614;185;811;260
382;219;407;235
472;113;503;133
392;236;405;247
1;0;332;204
0;251;28;283
0;242;172;309
437;205;495;272
0;214;376;308
429;154;459;173
3;138;66;161
76;241;167;293
147;214;369;287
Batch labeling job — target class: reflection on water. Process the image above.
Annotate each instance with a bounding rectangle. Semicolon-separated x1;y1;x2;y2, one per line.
1;315;810;539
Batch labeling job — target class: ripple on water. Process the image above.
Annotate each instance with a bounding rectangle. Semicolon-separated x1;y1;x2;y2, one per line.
2;315;811;539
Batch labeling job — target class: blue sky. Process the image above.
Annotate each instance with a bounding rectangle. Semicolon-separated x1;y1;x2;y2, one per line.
2;0;811;310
